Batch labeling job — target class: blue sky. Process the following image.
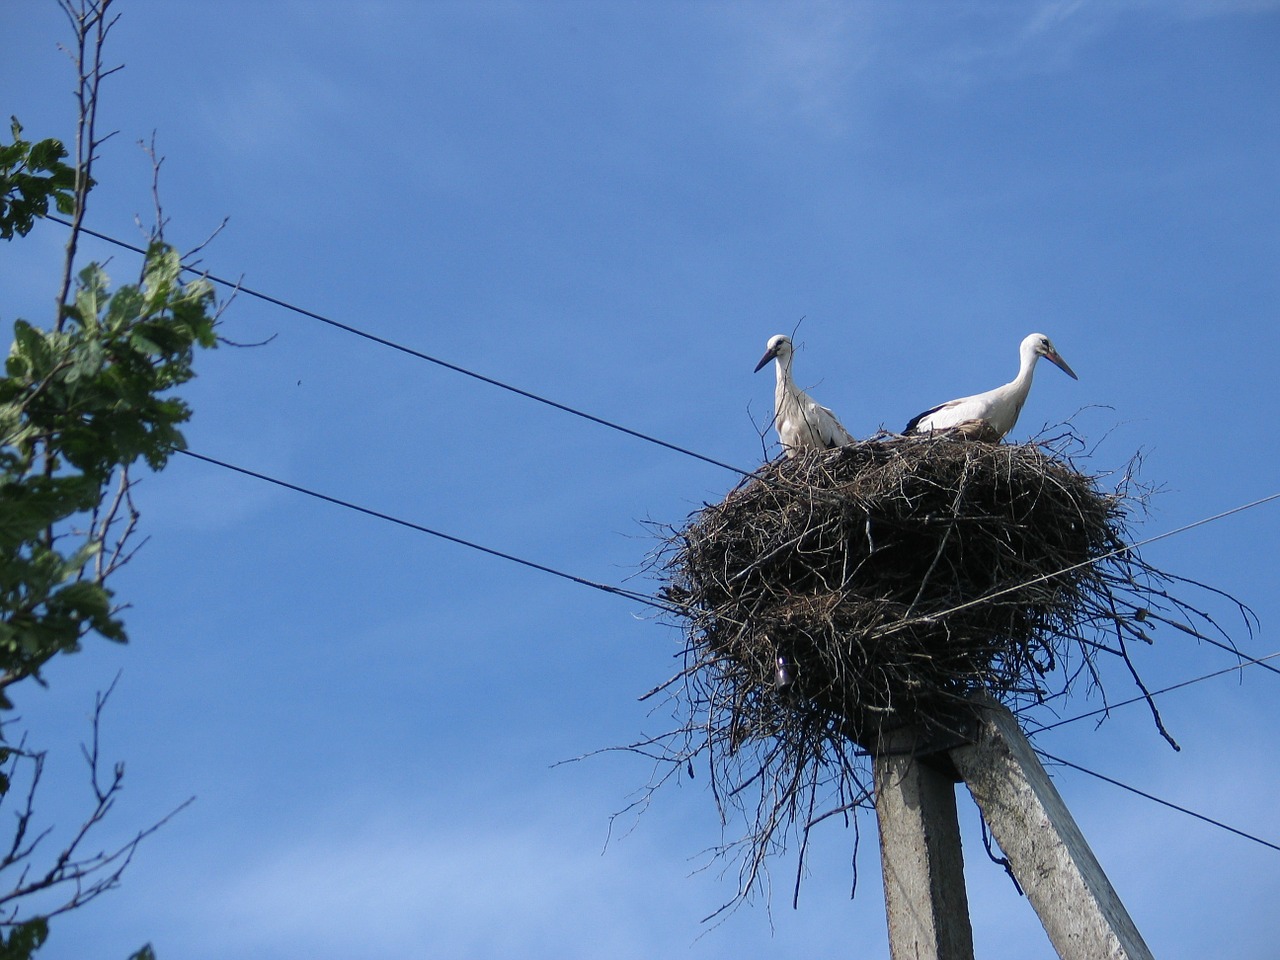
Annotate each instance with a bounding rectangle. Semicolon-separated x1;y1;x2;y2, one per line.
3;1;1279;957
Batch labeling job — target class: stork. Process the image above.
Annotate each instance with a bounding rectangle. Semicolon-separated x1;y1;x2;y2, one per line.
904;332;1078;441
754;334;855;457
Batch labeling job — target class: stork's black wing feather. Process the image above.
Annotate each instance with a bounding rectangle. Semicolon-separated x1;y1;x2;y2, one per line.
903;403;946;434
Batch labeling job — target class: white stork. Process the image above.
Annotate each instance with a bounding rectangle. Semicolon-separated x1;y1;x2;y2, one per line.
754;334;855;457
904;332;1078;441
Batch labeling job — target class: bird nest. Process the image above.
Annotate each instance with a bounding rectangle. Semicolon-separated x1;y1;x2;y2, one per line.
632;431;1250;914
663;436;1122;745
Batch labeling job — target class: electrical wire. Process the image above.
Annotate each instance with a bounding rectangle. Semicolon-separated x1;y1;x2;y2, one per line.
176;448;681;616
49;215;759;481
1022;651;1280;857
176;442;1280;639
58;217;1280;856
1120;605;1280;679
1035;747;1280;853
872;490;1280;641
73;201;1277;652
178;445;1280;855
1026;649;1280;736
51;218;1280;577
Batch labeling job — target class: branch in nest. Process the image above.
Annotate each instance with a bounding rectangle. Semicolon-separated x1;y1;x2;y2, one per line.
630;430;1249;915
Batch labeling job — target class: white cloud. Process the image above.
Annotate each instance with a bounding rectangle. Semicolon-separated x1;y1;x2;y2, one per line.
133;438;291;534
869;0;1279;95
198;60;353;163
114;771;891;960
1021;0;1091;38
169;802;713;959
225;828;592;953
1136;0;1280;16
709;0;1237;130
714;1;878;137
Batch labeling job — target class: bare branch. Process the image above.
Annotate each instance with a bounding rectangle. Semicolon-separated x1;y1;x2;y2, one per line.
0;683;193;927
54;0;123;329
615;428;1250;915
183;216;231;265
136;131;169;248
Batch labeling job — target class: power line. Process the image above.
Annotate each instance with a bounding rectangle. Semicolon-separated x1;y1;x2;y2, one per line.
175;448;680;616
1116;603;1280;678
180;445;1280;854
52;218;1280;584
50;218;1280;867
80;200;1269;850
50;215;758;481
1022;651;1280;855
1035;746;1280;854
178;442;1278;649
873;490;1280;641
51;217;1280;608
1026;649;1280;737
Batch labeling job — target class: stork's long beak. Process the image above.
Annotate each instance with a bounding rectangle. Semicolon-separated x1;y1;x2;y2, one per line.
1048;352;1078;380
754;347;777;373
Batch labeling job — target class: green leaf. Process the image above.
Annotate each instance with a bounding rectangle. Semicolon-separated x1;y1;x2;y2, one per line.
9;321;52;378
26;139;68;170
0;917;48;960
0;476;99;546
0;120;77;240
0;167;220;699
65;335;104;385
104;285;143;333
72;264;108;329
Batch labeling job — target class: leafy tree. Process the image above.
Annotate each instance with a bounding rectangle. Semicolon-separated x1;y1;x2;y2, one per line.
0;1;221;954
1;234;216;700
0;118;78;241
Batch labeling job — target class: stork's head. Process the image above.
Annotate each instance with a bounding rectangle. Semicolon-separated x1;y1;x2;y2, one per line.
754;334;793;372
1024;332;1078;380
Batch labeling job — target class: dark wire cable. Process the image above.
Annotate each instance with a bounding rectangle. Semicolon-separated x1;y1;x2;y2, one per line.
1026;649;1280;737
1035;747;1280;854
874;490;1280;639
177;441;1279;662
175;448;681;615
50;217;1280;606
49;215;758;481
180;445;1280;853
1129;608;1280;679
48;218;1280;861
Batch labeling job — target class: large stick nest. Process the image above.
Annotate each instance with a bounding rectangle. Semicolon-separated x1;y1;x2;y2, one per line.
635;432;1251;914
663;436;1120;745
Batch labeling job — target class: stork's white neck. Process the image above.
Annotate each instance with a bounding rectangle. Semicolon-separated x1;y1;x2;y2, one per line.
1007;341;1040;399
774;348;795;388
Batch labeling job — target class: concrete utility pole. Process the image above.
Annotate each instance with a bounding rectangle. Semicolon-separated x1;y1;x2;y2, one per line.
872;698;1155;960
874;730;975;960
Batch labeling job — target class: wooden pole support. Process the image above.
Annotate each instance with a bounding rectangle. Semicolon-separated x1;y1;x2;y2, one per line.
948;698;1155;960
873;731;976;960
